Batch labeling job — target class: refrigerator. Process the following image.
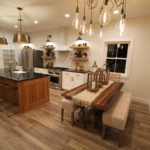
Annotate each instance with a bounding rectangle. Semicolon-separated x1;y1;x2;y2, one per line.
22;48;43;71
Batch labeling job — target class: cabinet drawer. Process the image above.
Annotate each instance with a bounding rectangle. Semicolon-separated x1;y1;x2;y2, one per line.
41;69;48;74
62;71;72;77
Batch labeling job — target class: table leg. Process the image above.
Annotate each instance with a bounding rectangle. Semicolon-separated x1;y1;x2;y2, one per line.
79;107;87;128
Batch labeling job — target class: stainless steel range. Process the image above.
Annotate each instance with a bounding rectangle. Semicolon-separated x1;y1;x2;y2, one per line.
48;67;68;90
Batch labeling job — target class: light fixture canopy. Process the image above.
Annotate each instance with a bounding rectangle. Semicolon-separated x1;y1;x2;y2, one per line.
13;7;29;44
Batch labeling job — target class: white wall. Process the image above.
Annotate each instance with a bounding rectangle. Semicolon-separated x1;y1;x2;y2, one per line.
29;16;150;102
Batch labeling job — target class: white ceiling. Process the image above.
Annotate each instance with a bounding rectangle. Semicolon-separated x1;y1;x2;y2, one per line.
0;0;150;32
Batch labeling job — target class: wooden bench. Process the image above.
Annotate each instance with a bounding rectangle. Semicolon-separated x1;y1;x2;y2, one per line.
102;91;132;147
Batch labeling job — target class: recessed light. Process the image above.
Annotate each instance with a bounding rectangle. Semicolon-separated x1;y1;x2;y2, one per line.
34;20;39;24
14;25;18;28
113;10;119;14
65;14;70;18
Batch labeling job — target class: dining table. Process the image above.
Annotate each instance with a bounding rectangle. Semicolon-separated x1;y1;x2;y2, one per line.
62;81;124;128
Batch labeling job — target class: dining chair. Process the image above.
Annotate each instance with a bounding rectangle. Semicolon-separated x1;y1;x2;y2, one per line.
61;98;78;126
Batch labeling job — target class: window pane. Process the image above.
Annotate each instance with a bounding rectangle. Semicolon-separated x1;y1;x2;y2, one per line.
106;59;115;72
107;44;117;57
115;60;126;73
117;44;128;58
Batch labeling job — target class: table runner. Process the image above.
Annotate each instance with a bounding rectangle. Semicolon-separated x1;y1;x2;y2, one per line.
72;81;114;109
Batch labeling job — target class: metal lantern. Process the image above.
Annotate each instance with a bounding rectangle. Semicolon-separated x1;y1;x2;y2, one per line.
87;70;99;92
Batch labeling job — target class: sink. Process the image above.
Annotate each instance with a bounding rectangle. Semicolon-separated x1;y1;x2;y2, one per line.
13;71;27;74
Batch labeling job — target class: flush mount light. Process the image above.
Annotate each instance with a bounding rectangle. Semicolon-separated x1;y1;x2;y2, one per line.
65;14;70;18
14;25;18;28
34;20;39;24
113;10;119;14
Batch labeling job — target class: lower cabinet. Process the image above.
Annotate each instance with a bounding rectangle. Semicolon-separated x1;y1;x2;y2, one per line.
0;76;49;113
62;71;87;90
19;77;49;113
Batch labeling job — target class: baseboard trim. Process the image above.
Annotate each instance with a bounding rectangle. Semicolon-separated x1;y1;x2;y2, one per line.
132;96;150;105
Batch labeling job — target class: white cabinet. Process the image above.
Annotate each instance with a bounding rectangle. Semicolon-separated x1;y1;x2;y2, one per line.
34;68;48;74
62;71;87;90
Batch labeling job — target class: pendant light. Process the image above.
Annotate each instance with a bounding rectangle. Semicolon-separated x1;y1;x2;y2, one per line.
80;0;87;34
74;32;87;46
88;7;94;36
99;0;110;26
119;1;126;36
13;7;29;44
99;24;103;39
72;0;80;29
46;35;55;46
0;26;8;45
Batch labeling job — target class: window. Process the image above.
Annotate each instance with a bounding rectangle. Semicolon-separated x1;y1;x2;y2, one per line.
2;44;16;68
3;49;16;68
103;39;133;78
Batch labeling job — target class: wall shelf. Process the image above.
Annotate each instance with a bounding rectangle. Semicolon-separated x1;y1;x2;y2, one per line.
41;56;56;59
70;46;89;49
70;57;88;61
41;46;55;50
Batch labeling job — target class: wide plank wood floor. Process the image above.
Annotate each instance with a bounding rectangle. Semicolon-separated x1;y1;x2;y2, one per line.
0;89;150;150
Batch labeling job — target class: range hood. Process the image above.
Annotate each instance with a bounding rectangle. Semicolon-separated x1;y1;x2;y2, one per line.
55;28;71;52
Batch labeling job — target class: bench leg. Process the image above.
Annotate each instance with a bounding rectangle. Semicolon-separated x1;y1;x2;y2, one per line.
71;112;74;126
119;130;123;147
102;124;106;139
61;108;64;122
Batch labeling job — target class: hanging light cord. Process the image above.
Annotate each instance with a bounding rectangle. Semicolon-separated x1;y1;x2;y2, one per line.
18;9;22;32
84;0;86;18
0;25;5;38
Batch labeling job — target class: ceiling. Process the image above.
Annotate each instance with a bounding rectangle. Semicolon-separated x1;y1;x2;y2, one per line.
0;0;150;32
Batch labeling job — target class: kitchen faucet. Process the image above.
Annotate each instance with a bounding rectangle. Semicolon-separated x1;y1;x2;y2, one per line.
9;59;18;73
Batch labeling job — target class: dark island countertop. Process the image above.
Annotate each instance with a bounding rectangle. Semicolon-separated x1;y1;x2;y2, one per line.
0;69;49;82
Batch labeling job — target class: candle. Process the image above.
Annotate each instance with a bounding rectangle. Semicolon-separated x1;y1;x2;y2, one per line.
92;81;96;89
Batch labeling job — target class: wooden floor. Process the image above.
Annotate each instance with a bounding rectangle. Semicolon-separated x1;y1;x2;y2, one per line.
0;89;150;150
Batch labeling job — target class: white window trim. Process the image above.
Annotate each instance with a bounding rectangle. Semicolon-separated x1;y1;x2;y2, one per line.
101;38;134;79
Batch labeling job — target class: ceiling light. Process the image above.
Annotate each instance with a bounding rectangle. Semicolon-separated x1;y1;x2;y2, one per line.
113;10;119;14
65;14;70;18
34;20;39;24
0;26;8;45
72;0;127;36
14;25;18;28
13;7;29;44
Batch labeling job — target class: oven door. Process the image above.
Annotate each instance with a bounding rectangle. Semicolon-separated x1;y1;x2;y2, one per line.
49;75;61;89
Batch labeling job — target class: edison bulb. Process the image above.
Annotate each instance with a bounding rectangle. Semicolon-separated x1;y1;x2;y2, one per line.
80;18;87;34
118;14;126;36
100;30;103;39
88;23;94;36
72;12;80;29
99;6;110;26
99;25;103;39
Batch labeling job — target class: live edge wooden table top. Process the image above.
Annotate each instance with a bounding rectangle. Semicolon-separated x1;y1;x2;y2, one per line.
62;81;124;111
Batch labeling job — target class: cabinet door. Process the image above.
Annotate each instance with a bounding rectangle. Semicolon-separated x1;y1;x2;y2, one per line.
20;77;49;113
62;77;73;90
20;80;37;112
35;77;49;103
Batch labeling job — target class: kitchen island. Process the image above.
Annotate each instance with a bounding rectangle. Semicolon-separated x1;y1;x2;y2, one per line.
0;69;49;113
